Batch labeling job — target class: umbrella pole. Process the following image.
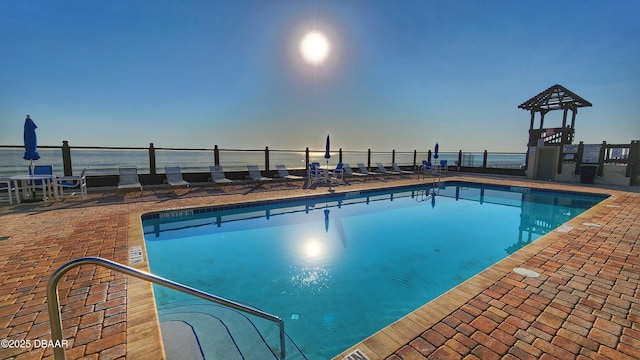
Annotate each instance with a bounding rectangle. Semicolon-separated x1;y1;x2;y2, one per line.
29;160;36;199
326;160;331;189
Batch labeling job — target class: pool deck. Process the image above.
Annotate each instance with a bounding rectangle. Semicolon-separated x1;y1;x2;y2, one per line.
0;174;638;360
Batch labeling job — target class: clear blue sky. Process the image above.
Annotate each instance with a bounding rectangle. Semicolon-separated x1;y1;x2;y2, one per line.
1;0;638;153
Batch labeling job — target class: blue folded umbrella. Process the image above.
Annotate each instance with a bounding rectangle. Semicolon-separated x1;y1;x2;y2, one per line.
23;115;41;161
324;134;331;160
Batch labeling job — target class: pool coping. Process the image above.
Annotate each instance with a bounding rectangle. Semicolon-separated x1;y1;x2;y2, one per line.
125;178;621;359
126;212;166;359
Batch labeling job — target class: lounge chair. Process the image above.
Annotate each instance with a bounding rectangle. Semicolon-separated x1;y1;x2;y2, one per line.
0;179;14;204
357;163;379;175
164;166;190;188
117;167;143;194
308;162;324;185
342;163;367;180
275;164;304;181
57;167;88;198
209;165;234;186
247;165;273;185
392;163;414;175
376;162;400;175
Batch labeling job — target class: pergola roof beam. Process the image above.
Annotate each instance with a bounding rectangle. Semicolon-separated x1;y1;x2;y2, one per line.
518;84;592;112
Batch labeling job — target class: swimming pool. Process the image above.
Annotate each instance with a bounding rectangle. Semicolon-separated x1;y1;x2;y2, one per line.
142;182;606;359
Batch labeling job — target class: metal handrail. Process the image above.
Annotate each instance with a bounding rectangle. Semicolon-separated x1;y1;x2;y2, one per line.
47;256;286;360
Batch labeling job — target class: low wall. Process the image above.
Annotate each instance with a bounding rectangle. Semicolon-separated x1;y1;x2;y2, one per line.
556;163;635;186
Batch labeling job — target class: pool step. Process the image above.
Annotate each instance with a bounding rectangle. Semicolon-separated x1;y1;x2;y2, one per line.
159;303;307;360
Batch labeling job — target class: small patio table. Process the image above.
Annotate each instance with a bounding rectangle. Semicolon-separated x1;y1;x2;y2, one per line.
9;174;59;203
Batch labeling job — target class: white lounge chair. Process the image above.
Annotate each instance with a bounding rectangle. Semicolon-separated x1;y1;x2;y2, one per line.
209;165;234;186
117;167;143;194
376;162;400;175
165;166;190;188
392;163;414;175
357;163;379;175
342;163;367;180
247;165;273;185
57;167;88;198
275;164;304;181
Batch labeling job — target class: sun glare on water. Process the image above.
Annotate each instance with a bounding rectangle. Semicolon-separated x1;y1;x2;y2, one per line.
299;31;330;65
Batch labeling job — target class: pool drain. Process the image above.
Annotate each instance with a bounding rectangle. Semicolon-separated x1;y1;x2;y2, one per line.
513;267;540;278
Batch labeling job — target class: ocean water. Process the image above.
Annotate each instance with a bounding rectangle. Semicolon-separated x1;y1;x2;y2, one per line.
0;147;525;178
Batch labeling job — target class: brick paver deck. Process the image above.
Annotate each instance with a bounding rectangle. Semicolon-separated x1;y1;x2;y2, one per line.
0;175;638;360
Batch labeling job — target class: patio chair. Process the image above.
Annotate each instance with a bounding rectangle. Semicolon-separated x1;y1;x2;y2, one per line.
164;166;190;188
209;165;234;186
0;178;14;205
117;167;143;194
392;163;414;175
275;164;304;182
27;164;55;199
308;162;324;185
439;160;448;175
29;164;53;186
357;163;379;175
421;160;434;174
247;165;273;185
342;163;367;180
330;163;345;183
376;162;400;175
57;167;88;198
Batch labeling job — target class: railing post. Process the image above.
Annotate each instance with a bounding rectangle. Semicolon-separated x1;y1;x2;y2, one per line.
428;150;432;163
628;140;639;186
305;147;310;171
482;150;488;169
557;141;565;174
392;149;396;164
214;145;220;166
597;141;606;177
413;150;417;168
575;141;584;175
149;143;156;175
458;150;463;170
265;146;270;171
367;149;371;169
62;141;72;176
339;148;343;163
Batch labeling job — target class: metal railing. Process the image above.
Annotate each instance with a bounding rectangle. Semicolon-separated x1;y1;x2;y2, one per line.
47;257;286;360
0;142;529;178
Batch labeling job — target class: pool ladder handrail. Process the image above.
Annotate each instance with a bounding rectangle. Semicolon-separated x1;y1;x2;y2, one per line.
417;164;442;184
46;256;286;360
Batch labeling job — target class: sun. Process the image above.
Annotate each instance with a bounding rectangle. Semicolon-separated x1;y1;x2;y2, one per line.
299;31;330;65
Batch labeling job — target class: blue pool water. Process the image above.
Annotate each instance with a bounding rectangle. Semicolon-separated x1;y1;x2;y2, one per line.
143;182;605;359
